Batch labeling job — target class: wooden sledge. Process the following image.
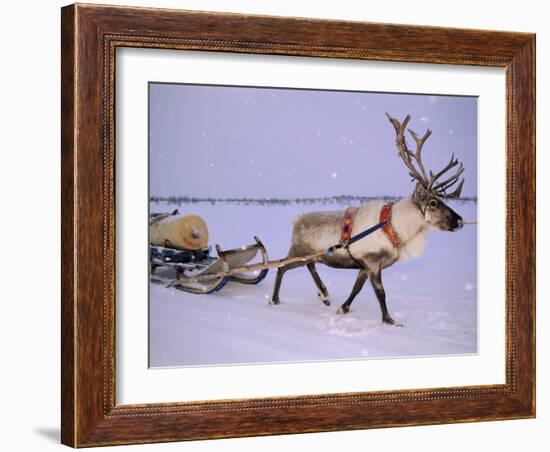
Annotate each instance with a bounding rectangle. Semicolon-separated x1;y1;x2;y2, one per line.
152;236;270;294
152;210;395;294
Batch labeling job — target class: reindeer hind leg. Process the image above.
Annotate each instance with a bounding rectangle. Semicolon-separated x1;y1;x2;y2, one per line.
269;261;304;305
307;263;330;306
270;266;286;305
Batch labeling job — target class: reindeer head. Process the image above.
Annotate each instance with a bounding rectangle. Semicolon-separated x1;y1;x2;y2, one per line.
386;113;465;232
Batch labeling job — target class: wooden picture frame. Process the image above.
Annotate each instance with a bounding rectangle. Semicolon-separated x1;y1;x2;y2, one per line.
61;3;535;447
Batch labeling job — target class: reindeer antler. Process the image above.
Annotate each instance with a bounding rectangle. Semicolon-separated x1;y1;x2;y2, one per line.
385;113;465;199
427;154;465;199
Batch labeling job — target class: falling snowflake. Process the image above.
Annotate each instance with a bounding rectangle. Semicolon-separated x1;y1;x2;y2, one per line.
331;172;338;178
401;274;408;281
464;282;475;291
209;163;215;168
428;96;439;103
449;129;454;135
420;116;429;123
201;131;207;136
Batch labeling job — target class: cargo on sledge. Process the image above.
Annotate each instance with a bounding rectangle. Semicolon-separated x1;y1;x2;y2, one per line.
149;208;391;295
149;210;269;294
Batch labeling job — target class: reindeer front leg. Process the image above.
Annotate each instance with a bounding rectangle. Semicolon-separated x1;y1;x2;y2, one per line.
337;269;369;314
368;268;403;327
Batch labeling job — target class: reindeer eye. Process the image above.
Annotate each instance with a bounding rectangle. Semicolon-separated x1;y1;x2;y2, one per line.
429;199;438;208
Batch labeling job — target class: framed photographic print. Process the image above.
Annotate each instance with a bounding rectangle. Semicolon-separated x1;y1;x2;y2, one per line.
61;3;536;447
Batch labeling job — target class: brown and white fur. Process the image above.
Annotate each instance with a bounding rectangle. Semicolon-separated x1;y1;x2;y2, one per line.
269;188;464;326
269;113;466;326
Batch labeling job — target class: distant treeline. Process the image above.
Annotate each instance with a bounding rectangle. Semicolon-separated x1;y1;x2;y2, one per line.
150;195;478;206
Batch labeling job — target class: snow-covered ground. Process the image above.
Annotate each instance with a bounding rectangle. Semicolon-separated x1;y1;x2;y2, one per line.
149;200;478;367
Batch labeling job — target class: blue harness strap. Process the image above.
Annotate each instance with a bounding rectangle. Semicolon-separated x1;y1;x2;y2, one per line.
348;219;388;245
327;216;388;256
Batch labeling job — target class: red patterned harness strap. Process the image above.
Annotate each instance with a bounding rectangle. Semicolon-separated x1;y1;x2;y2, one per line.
380;203;401;248
340;207;358;246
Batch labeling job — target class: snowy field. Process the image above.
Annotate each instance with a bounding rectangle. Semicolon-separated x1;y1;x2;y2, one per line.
149;200;478;367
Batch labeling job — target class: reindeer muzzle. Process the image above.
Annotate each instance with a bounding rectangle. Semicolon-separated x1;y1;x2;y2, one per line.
450;217;464;231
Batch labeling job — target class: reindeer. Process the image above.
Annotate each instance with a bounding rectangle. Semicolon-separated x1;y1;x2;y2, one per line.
269;113;465;326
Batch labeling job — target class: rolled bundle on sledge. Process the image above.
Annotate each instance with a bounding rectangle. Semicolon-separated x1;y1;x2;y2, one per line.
149;214;209;251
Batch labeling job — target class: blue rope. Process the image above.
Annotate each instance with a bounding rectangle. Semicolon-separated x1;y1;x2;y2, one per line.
327;220;388;256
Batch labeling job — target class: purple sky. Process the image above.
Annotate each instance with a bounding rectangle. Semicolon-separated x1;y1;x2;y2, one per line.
149;83;477;199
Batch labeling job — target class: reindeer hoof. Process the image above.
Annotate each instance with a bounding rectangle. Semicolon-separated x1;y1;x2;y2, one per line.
269;298;280;306
317;291;330;306
383;317;403;327
337;306;349;315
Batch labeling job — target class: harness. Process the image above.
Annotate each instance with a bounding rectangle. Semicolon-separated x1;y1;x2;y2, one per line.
328;204;401;260
339;207;359;245
380;203;401;247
